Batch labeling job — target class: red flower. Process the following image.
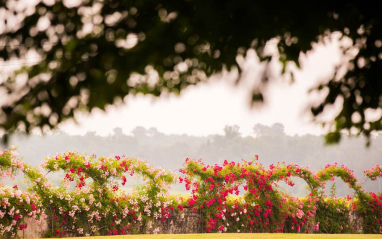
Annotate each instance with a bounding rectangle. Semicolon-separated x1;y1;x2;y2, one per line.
13;185;18;190
19;224;27;230
265;200;273;209
69;168;75;173
31;203;37;211
78;167;83;173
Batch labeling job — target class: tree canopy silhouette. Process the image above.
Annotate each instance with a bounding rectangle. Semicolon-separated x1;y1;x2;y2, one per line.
0;0;381;143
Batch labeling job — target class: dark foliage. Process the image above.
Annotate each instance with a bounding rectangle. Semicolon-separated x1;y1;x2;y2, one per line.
1;1;381;143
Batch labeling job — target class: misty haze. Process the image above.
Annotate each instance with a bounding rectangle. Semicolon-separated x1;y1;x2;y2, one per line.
2;123;381;198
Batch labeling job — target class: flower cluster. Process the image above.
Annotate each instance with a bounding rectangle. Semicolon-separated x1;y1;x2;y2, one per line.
180;159;381;234
317;163;362;194
1;149;181;237
180;159;321;233
0;147;47;238
364;165;382;181
37;152;180;237
314;196;354;233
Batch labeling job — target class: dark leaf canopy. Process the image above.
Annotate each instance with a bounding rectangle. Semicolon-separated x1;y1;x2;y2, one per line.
0;0;381;144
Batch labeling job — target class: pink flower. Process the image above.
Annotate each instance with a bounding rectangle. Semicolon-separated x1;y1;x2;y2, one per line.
314;222;319;231
296;209;304;219
153;227;160;234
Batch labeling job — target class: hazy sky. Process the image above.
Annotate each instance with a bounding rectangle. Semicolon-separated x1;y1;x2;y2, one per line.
60;38;343;137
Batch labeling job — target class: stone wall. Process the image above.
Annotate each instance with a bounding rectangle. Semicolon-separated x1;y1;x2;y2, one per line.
14;208;202;238
16;217;47;239
13;209;366;238
0;216;47;239
147;209;202;234
349;211;364;233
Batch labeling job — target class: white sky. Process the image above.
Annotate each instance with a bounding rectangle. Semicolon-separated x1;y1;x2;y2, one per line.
60;38;343;137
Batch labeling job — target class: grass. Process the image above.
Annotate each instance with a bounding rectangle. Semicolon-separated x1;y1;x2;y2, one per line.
67;233;382;239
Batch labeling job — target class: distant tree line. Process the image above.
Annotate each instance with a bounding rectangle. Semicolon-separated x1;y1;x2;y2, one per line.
1;123;381;196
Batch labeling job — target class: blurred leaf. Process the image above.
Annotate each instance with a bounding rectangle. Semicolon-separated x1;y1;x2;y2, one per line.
0;0;381;146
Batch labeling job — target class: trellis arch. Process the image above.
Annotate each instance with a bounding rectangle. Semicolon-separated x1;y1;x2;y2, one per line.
268;163;322;196
43;152;176;196
1;149;178;237
181;159;321;233
316;164;362;197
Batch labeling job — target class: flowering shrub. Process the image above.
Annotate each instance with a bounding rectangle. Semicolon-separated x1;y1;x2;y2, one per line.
180;159;322;233
1;149;181;237
1;147;382;236
356;191;382;234
0;147;47;238
37;151;179;237
282;196;318;233
181;159;382;234
356;165;382;233
314;196;354;233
